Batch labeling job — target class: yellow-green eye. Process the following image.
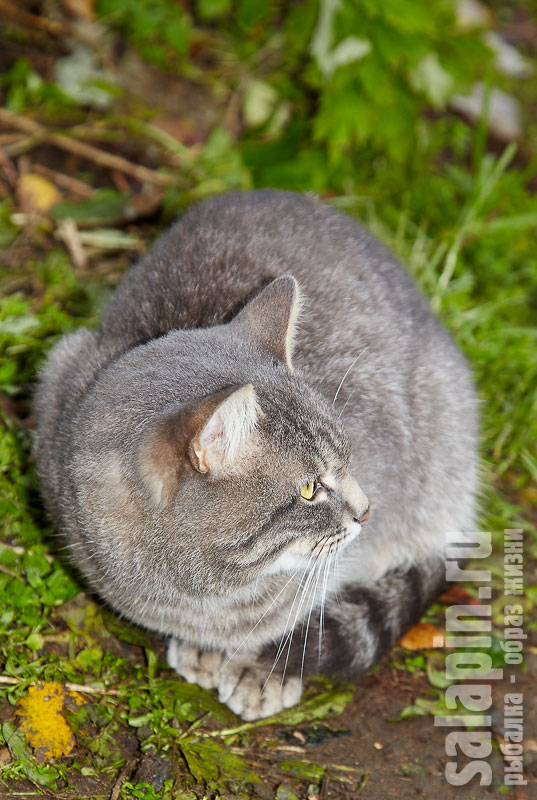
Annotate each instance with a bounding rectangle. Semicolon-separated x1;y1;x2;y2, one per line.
300;479;316;500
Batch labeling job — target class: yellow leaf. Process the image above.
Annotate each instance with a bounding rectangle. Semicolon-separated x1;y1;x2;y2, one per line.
18;174;61;213
16;682;85;760
399;622;444;650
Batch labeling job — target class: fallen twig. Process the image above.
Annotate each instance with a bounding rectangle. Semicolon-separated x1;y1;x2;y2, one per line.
57;219;88;269
4;133;46;158
109;759;138;800
0;147;17;189
0;133;26;146
33;164;95;198
0;109;179;187
0;0;115;69
0;0;63;35
0;675;123;697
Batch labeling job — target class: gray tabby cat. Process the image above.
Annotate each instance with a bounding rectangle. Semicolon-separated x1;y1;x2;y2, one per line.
34;190;477;720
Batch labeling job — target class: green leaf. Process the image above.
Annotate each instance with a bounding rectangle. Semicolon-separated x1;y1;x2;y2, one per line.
409;52;454;109
237;0;270;30
275;785;300;800
0;316;41;336
243;80;278;128
76;648;103;671
267;688;353;726
426;652;454;689
171;679;236;725
181;738;261;784
3;722;31;759
279;759;324;781
145;647;157;679
197;0;231;20
128;712;154;728
43;568;81;605
23;550;52;588
23;759;60;788
25;632;44;651
52;190;129;226
102;610;153;648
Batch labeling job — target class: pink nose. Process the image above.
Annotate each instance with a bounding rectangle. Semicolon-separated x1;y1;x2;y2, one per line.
358;507;370;525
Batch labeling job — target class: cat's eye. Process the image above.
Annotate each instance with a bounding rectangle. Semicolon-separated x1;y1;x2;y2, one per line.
299;479;317;500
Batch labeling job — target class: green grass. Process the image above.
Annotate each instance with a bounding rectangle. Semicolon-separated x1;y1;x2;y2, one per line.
1;0;537;797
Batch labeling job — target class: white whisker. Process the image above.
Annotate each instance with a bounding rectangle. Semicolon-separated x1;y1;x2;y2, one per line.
337;387;358;423
331;347;368;407
263;540;326;690
264;557;317;687
279;544;326;687
251;574;260;610
300;552;325;682
222;567;301;668
318;549;333;660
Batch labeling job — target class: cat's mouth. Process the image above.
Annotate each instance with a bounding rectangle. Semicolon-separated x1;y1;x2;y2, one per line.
266;521;363;575
302;515;367;557
323;520;362;552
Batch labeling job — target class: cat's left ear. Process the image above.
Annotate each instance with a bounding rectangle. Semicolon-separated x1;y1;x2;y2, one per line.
139;385;260;506
231;275;302;371
189;384;260;475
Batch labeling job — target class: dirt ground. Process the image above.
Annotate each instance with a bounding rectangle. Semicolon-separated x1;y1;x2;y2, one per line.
1;620;535;800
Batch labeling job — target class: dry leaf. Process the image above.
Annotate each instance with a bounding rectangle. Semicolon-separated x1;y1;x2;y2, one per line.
439;584;480;605
399;622;444;650
16;682;85;760
18;174;61;213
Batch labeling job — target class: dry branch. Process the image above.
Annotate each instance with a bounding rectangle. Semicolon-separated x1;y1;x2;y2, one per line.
0;109;179;187
33;164;95;198
0;675;123;697
0;0;64;35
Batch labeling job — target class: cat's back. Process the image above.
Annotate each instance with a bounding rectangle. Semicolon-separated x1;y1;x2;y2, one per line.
99;190;433;353
98;190;468;444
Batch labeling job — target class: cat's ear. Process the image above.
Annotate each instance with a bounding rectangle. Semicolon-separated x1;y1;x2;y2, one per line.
189;384;260;474
231;275;302;371
139;385;260;506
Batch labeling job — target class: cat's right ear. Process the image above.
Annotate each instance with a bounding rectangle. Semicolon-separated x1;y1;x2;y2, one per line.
139;385;260;506
230;275;302;371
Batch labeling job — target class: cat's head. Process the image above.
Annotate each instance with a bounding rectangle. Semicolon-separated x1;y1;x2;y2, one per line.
138;277;369;594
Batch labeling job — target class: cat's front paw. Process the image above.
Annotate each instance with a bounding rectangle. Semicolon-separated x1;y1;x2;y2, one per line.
167;638;223;690
167;639;302;720
218;663;302;721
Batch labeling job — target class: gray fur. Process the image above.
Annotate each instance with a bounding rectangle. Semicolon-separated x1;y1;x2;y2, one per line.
34;190;477;719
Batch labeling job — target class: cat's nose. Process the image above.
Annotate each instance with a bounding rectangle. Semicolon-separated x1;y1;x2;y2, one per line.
354;506;370;526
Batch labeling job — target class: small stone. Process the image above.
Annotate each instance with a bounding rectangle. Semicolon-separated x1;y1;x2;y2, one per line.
132;753;172;791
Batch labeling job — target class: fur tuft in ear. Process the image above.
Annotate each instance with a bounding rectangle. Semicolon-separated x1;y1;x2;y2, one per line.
230;276;302;371
139;385;260;506
190;384;260;474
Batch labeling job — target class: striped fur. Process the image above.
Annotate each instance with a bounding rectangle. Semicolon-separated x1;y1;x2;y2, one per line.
34;191;477;719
